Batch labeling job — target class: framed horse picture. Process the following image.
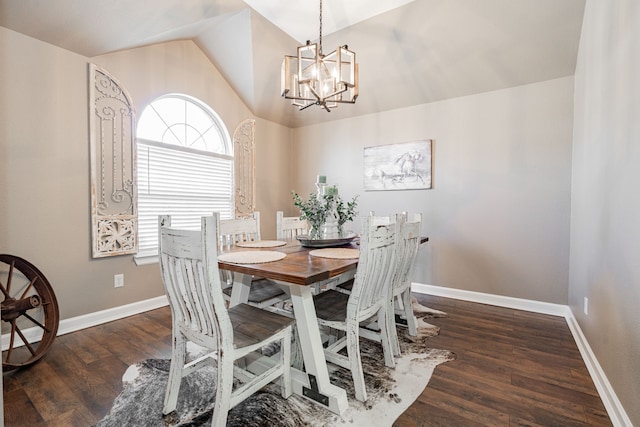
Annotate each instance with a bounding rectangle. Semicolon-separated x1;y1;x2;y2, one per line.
363;140;433;191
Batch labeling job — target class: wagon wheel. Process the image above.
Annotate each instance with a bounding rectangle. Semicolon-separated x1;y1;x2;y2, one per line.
0;254;59;371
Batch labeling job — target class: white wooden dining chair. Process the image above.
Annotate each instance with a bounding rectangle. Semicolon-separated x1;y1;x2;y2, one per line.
334;212;391;295
334;211;391;294
218;212;261;246
312;215;398;402
276;211;310;239
387;213;422;356
218;212;289;308
158;214;294;426
335;212;422;355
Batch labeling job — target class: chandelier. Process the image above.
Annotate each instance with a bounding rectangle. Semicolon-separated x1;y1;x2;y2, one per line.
281;0;359;112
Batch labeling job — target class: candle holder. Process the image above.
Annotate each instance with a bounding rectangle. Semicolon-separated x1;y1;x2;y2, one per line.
316;182;327;196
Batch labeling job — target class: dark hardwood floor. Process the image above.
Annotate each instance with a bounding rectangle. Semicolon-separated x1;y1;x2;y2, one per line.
395;294;612;427
2;294;612;426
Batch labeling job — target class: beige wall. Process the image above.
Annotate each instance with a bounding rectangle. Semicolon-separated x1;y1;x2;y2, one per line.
291;77;574;304
0;28;293;319
571;0;640;424
253;117;294;239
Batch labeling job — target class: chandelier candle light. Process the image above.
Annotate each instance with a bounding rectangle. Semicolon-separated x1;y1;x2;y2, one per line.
281;0;359;112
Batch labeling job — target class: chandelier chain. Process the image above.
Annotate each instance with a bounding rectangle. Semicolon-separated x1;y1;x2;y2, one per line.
319;0;323;55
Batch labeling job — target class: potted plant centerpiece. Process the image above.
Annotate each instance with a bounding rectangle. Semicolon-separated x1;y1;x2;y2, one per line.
292;178;358;241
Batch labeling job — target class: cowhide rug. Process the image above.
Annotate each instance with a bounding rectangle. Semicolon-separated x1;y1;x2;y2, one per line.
96;300;454;427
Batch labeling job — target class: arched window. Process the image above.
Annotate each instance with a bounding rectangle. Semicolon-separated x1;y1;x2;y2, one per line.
135;94;233;260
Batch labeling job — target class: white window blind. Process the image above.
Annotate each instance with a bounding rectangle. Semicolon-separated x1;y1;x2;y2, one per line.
136;140;233;257
135;95;233;260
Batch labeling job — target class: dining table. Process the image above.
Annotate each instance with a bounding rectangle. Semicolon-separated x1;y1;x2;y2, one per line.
217;239;358;415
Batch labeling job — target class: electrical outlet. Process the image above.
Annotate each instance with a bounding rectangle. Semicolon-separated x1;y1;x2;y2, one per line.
584;297;589;315
114;274;124;288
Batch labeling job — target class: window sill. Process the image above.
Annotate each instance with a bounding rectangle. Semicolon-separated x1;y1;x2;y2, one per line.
133;255;159;266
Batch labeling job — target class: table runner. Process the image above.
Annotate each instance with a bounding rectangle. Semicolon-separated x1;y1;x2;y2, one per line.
218;251;286;264
309;248;360;259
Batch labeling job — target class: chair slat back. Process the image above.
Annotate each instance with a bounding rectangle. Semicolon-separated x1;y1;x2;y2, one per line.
219;212;261;247
348;215;398;321
393;213;422;295
159;214;231;348
369;212;390;227
276;211;310;239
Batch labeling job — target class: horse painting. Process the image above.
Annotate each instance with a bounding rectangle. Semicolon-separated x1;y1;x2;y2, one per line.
364;140;432;191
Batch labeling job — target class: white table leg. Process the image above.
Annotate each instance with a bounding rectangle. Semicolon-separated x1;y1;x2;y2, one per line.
228;273;251;307
288;285;348;415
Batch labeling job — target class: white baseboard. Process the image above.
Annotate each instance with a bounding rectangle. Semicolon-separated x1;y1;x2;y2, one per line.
412;283;571;316
1;295;169;352
412;283;632;427
564;313;634;427
57;295;169;336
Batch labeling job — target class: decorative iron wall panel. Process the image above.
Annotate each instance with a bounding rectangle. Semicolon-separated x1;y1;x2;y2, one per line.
89;63;137;258
234;119;255;218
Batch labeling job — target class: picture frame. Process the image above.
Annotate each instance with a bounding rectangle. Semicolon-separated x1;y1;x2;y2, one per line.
363;139;433;191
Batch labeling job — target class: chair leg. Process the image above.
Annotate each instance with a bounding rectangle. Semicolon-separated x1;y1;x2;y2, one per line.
281;327;293;399
387;300;402;358
378;307;397;367
346;326;367;402
163;332;186;414
401;290;418;337
389;314;401;357
211;354;234;427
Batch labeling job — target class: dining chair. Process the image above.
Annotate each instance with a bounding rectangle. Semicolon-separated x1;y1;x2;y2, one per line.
335;212;422;354
158;214;295;426
334;212;390;295
276;210;309;239
217;211;261;246
218;212;288;308
387;213;422;356
312;215;398;402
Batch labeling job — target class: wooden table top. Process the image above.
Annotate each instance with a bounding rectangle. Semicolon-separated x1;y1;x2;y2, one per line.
217;241;359;286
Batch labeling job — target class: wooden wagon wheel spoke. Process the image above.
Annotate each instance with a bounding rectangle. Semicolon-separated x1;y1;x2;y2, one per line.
21;311;51;333
14;324;38;357
0;281;11;300
5;320;18;363
0;261;14;299
1;254;59;371
18;276;39;300
3;321;38;363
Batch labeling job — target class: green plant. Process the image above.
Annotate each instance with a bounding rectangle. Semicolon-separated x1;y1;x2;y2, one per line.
292;189;358;238
292;191;332;228
336;194;359;233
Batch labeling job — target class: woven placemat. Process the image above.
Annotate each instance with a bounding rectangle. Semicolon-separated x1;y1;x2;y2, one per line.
309;248;360;259
236;240;287;248
218;251;286;264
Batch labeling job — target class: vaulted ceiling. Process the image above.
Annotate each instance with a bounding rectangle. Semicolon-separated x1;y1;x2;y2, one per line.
0;0;586;128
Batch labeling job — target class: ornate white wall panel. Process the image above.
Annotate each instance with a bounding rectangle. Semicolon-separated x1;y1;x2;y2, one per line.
234;119;256;218
89;63;137;258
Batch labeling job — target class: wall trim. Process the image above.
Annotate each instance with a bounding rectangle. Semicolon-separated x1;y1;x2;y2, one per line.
57;295;169;336
412;283;570;316
412;283;632;427
563;311;634;427
1;295;169;352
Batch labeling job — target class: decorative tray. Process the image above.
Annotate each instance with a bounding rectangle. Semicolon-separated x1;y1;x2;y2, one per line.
296;233;358;248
